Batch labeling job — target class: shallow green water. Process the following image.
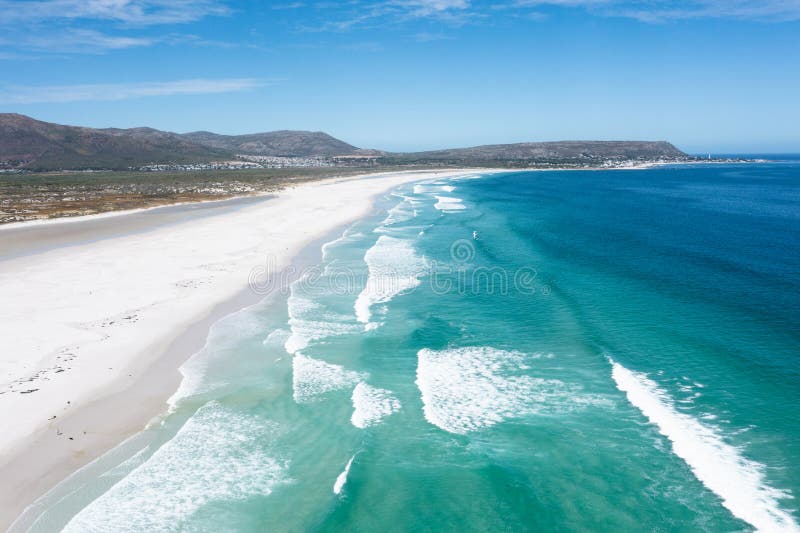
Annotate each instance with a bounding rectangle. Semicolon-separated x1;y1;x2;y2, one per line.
30;162;800;532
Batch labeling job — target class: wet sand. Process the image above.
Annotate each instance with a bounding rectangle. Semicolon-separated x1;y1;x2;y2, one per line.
0;169;480;530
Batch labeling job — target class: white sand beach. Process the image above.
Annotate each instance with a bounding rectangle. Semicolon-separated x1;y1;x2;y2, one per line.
0;169;478;528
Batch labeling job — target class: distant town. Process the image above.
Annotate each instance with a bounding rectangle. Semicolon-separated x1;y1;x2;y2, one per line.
135;154;381;172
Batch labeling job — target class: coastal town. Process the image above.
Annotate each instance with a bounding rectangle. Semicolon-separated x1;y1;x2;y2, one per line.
135;154;381;172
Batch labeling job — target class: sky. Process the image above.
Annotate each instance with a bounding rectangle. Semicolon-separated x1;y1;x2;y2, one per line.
0;0;798;153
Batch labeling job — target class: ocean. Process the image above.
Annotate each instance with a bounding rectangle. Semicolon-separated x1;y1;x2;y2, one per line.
25;161;800;532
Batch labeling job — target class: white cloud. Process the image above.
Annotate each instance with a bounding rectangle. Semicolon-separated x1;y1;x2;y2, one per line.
300;0;473;31
0;78;262;104
397;0;470;17
0;0;229;25
0;1;232;55
510;0;800;22
619;1;800;22
296;0;800;34
22;29;155;51
511;0;609;6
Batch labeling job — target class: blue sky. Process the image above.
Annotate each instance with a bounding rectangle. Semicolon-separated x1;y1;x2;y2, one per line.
0;1;798;153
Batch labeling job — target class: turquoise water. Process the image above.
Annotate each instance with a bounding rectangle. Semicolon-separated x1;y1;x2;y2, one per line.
29;162;800;532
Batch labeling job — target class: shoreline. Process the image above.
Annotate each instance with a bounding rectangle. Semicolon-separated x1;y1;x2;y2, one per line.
8;225;346;533
0;194;276;262
1;160;744;229
0;169;489;530
0;191;274;232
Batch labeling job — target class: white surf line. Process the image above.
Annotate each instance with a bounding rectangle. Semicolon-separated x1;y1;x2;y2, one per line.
433;196;466;212
62;401;288;532
291;353;364;404
333;455;355;495
610;358;800;533
351;382;401;429
354;235;427;325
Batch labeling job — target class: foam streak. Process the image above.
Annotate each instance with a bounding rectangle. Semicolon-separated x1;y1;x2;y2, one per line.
611;359;799;533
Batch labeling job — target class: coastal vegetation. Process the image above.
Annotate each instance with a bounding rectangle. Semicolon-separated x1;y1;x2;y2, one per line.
0;167;383;223
0;113;706;224
1;113;693;173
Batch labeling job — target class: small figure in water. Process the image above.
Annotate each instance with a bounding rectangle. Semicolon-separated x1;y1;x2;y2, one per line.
472;230;478;240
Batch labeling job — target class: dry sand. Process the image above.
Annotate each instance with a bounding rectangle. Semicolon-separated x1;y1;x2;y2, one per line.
0;169;483;529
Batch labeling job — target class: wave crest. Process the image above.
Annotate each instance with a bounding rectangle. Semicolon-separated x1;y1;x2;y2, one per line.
610;359;799;533
416;347;606;435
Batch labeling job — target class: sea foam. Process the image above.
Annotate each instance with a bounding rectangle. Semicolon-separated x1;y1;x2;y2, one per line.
169;304;270;407
381;196;417;226
263;328;290;346
610;359;800;533
63;402;288;532
416;347;605;435
413;184;455;194
292;353;365;403
333;455;355;495
321;229;364;261
354;236;427;324
285;295;360;354
351;382;401;428
434;196;466;212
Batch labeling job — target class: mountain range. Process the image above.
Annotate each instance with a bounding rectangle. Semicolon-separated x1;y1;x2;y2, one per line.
180;130;363;158
0;114;687;171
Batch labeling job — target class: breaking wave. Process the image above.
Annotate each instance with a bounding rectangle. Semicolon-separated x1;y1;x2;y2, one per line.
285;295;360;354
292;353;365;404
333;455;355;495
416;347;607;435
63;402;288;532
354;236;427;325
610;359;800;532
351;382;401;428
434;196;466;212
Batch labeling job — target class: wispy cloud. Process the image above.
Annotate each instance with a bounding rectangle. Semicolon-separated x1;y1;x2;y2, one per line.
19;29;155;52
0;78;263;104
272;2;306;9
0;0;232;56
291;0;799;36
616;1;800;23
508;0;800;22
399;0;471;17
2;0;796;60
296;0;474;32
311;0;800;26
0;30;247;55
0;0;229;26
509;0;609;6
